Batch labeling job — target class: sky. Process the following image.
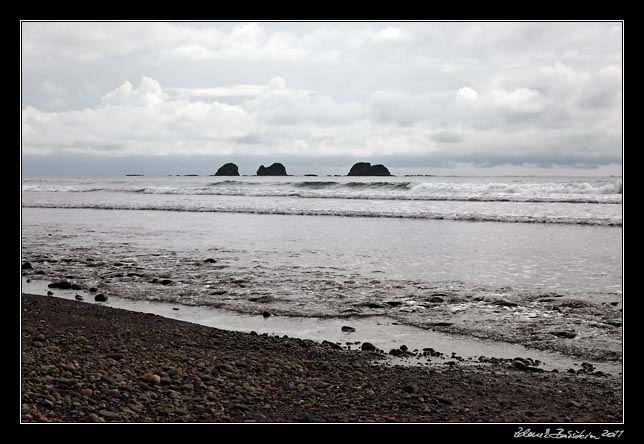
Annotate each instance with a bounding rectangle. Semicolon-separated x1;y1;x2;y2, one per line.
21;21;623;176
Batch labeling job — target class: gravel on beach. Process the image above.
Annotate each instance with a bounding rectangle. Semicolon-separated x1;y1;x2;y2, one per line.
21;293;622;423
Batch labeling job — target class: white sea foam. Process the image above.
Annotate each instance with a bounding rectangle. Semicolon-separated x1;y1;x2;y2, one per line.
410;180;622;196
21;201;622;226
21;176;623;225
22;177;623;204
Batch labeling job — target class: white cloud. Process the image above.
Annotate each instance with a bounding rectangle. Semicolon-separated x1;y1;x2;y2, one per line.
22;75;621;166
22;22;415;67
489;88;548;113
166;85;268;99
101;77;165;108
457;87;479;100
365;25;409;43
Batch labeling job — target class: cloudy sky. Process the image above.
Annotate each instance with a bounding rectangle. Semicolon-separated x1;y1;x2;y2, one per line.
21;21;622;176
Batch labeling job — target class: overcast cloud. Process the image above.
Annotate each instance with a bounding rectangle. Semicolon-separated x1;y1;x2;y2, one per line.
21;21;622;176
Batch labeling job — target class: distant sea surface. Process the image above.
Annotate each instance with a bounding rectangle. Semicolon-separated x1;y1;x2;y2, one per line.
21;175;623;360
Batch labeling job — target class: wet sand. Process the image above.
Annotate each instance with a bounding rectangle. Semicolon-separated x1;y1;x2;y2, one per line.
21;293;622;423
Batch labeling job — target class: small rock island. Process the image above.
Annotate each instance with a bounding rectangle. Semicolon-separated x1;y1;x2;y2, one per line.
214;163;240;176
257;163;288;176
347;162;391;176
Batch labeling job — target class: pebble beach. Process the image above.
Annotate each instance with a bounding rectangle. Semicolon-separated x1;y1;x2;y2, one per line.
21;293;622;423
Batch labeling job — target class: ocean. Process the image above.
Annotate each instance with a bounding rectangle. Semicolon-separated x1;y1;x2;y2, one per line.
21;175;623;369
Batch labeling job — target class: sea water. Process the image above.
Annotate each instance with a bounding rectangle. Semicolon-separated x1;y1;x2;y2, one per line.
21;175;623;363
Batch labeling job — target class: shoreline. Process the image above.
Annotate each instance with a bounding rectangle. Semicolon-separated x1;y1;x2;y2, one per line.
21;293;623;423
21;278;623;376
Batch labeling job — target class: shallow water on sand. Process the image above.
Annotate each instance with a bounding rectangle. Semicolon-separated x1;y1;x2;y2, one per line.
22;278;622;376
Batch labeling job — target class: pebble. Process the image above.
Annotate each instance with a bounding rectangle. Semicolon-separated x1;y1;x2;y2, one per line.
262;311;271;318
48;281;72;289
22;262;33;269
168;367;184;378
402;385;416;394
341;326;356;332
95;294;108;302
429;296;444;303
552;331;577;339
581;362;595;371
361;342;376;351
83;413;101;422
216;364;234;373
47;291;54;296
148;374;161;385
511;360;527;371
322;340;342;350
98;409;120;419
80;388;93;396
296;411;311;422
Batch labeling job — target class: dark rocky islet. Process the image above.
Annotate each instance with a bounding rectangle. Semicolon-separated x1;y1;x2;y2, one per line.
256;163;287;176
214;163;240;176
347;162;391;176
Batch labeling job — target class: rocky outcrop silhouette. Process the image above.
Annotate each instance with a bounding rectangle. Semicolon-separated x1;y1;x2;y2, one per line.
215;163;240;176
257;163;287;176
347;162;391;176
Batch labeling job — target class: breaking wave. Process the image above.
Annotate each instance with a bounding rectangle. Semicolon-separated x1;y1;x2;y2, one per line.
23;179;623;204
22;201;622;227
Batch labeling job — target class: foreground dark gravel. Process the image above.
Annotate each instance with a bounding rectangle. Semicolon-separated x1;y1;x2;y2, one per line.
21;294;622;423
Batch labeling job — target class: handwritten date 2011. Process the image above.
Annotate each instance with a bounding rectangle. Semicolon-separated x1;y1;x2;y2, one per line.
514;428;624;439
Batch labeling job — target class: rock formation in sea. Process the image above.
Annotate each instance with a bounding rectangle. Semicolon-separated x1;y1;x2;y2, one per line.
214;163;240;176
257;163;288;176
347;162;391;176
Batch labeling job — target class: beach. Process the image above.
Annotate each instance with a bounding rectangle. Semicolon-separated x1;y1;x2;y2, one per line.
21;293;622;423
